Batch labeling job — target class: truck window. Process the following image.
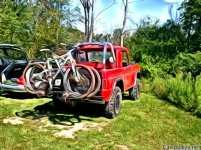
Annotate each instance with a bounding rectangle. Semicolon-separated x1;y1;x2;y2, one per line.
78;51;86;62
122;51;129;67
88;51;103;62
87;51;113;63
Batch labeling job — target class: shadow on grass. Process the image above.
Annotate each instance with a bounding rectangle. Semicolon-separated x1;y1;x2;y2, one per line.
1;92;38;100
122;92;133;100
15;101;105;126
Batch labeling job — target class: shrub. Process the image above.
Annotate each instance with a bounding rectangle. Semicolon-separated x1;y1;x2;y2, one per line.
170;52;201;77
152;77;168;99
194;75;201;116
166;73;195;111
148;73;201;116
141;79;153;93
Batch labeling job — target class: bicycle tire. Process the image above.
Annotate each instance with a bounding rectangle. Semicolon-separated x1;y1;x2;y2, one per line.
86;67;101;98
63;64;95;99
22;62;47;95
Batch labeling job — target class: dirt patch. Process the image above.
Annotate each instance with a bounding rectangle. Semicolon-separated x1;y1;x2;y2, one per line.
53;122;107;139
54;123;85;139
115;145;129;150
2;116;108;139
3;116;26;125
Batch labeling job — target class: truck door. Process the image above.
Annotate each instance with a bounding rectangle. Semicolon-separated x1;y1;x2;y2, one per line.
121;51;134;90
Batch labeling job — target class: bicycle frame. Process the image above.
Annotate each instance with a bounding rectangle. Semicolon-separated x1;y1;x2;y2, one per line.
31;48;80;90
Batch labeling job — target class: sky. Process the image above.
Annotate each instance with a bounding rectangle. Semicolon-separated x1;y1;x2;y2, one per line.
74;0;184;34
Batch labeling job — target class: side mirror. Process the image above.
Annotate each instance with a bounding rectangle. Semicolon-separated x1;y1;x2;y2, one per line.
109;57;114;63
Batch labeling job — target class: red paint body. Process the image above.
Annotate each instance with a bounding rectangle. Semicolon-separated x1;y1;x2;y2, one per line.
77;44;141;102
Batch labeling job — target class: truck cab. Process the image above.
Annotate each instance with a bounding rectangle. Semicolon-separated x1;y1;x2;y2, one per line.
73;42;141;118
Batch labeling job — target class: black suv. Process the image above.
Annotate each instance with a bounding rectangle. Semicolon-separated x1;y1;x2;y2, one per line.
0;44;28;93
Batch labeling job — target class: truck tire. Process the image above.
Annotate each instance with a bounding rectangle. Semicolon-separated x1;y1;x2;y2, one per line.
104;87;122;118
129;79;140;100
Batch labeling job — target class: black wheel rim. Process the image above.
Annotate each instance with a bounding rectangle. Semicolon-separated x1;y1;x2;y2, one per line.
28;65;47;91
115;93;120;114
137;84;140;98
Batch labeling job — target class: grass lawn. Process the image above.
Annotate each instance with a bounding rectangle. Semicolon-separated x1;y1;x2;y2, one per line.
0;93;201;150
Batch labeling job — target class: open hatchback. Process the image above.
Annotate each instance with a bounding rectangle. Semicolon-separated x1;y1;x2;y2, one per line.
0;44;28;92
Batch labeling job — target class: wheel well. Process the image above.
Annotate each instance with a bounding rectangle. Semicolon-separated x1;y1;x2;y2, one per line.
115;80;124;92
137;73;141;79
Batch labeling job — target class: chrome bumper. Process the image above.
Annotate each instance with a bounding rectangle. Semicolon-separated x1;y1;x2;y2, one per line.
0;83;26;92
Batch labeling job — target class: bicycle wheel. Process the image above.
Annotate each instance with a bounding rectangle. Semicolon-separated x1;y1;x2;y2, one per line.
23;62;48;95
63;64;95;99
86;67;101;98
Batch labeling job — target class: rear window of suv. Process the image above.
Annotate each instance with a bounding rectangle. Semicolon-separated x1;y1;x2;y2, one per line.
0;48;26;60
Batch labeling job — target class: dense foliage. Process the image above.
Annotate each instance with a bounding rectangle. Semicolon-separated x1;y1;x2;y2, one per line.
124;0;201;116
149;73;201;117
0;0;83;57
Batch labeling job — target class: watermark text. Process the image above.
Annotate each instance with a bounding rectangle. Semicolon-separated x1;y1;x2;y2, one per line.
163;144;200;150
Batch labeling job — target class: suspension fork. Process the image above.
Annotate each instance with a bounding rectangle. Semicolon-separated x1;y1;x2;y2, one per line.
47;58;53;89
71;62;80;82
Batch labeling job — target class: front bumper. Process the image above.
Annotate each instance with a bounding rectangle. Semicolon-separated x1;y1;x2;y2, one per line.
0;83;26;92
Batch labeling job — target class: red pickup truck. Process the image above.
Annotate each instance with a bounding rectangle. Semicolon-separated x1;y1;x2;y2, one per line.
55;42;141;118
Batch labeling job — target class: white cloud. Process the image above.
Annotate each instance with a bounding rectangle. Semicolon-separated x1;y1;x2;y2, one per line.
164;0;176;3
164;0;184;3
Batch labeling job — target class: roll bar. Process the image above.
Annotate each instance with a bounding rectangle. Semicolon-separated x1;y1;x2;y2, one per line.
75;42;116;68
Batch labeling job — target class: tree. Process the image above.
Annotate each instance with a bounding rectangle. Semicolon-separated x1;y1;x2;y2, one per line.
120;0;144;46
112;28;121;45
120;0;129;46
80;0;94;42
180;0;201;52
80;0;116;42
0;0;32;45
125;16;186;60
26;0;82;57
0;0;83;57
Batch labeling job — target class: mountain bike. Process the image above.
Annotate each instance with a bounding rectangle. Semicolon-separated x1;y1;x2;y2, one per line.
23;46;96;99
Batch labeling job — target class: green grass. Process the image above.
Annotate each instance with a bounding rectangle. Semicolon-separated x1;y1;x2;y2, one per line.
0;94;201;150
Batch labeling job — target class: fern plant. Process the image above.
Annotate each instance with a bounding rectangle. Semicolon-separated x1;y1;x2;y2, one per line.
150;73;201;115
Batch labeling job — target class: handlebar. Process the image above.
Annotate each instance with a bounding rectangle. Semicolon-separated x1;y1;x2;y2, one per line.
39;49;51;52
39;43;81;64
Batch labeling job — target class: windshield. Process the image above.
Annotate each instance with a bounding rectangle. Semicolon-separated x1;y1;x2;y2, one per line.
0;48;27;60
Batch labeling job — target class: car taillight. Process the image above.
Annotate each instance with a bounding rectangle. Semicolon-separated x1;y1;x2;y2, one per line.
17;76;25;85
0;73;6;83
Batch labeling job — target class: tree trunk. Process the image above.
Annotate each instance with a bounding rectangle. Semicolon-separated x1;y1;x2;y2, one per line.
84;8;89;41
121;0;128;46
88;0;94;42
120;34;124;47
